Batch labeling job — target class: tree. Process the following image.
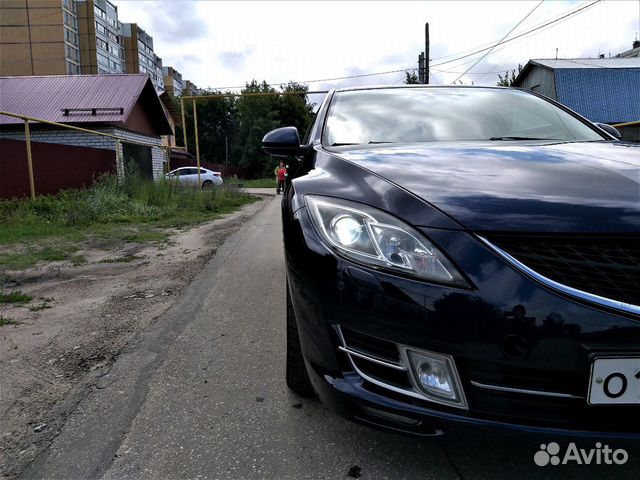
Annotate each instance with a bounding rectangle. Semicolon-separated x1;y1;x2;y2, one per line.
404;71;420;84
497;64;523;87
174;92;239;166
176;79;316;178
235;80;281;178
235;80;315;178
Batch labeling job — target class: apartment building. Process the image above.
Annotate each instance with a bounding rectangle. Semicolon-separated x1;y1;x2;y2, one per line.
0;0;82;76
121;23;163;89
183;80;200;96
162;66;183;97
0;0;126;76
76;0;125;74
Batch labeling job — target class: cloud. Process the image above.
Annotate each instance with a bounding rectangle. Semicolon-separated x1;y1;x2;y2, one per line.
146;3;208;43
114;1;639;90
217;49;253;73
118;1;208;45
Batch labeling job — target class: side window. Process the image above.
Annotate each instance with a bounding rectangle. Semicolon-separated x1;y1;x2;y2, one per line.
199;169;208;174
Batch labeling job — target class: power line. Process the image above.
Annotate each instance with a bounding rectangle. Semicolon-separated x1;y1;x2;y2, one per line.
201;0;602;92
432;67;513;75
451;0;544;84
429;0;595;64
201;67;419;92
432;0;603;69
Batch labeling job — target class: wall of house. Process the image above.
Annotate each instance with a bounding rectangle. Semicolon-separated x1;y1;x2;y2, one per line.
518;67;556;100
108;128;166;178
0;127;117;150
0;126;166;179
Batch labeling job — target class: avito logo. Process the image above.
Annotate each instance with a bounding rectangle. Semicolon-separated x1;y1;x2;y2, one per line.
534;442;628;466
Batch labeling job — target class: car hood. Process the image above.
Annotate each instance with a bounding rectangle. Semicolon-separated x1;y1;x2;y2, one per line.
332;141;640;233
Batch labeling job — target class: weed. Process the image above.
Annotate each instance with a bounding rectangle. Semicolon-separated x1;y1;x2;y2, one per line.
0;174;257;252
29;302;52;312
69;255;87;266
0;291;33;304
98;254;144;264
0;316;18;326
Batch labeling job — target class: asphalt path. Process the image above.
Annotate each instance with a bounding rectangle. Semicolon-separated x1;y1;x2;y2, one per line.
23;194;640;480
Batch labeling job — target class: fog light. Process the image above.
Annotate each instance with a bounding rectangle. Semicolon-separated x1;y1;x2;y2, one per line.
405;349;468;409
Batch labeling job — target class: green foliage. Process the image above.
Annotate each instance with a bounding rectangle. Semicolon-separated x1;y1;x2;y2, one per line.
497;64;523;87
176;80;315;179
404;71;420;84
236;80;281;178
0;291;33;304
176;92;238;166
236;80;315;178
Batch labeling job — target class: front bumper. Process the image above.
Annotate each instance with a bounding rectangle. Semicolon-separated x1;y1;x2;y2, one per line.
285;206;640;438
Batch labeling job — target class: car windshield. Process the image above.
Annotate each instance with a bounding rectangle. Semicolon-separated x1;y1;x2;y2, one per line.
323;87;604;146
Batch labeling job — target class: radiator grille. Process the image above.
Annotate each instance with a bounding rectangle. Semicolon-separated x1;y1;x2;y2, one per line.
488;235;640;308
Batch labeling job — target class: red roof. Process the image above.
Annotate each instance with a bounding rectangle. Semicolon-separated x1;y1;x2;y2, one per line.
0;74;172;135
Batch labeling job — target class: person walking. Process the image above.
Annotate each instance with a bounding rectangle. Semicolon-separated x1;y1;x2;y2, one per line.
276;161;287;194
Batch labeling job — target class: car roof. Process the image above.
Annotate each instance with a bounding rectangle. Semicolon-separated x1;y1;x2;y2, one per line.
333;84;514;93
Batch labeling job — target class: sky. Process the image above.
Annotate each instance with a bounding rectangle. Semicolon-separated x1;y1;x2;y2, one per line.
116;0;640;100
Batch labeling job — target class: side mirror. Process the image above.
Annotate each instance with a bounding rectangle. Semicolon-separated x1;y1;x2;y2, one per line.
595;123;622;140
262;127;304;157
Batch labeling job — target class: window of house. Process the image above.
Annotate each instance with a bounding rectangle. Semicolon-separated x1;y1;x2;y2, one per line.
94;6;107;20
96;38;108;51
97;52;109;66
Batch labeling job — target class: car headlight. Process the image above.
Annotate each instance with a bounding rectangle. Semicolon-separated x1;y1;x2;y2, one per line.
305;195;469;288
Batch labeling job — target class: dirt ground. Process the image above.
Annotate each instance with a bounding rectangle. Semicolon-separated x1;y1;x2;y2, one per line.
0;196;268;478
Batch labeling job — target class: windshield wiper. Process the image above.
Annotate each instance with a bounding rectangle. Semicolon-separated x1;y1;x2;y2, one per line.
330;141;397;146
488;136;560;141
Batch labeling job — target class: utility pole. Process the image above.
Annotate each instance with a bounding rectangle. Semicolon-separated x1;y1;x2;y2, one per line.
417;23;430;84
417;53;424;83
425;22;429;84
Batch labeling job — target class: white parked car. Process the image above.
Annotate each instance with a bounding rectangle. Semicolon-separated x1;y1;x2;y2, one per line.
165;167;223;188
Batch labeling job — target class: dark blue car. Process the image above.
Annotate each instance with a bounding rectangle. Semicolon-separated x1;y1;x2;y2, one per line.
262;86;640;437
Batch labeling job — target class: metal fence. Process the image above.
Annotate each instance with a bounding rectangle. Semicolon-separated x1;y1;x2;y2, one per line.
0;111;169;200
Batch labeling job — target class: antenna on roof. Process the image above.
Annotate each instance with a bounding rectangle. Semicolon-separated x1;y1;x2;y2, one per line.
555;48;558;60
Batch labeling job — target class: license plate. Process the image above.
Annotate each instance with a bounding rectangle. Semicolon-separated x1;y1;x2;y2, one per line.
588;357;640;405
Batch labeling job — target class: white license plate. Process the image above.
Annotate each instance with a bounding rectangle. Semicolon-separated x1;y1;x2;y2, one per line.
588;358;640;405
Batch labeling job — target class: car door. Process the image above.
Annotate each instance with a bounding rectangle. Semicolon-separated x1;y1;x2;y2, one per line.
198;169;211;186
180;168;198;186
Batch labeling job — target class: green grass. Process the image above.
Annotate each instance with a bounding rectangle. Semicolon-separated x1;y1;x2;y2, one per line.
0;244;79;269
0;316;18;326
238;178;278;188
98;254;144;264
0;291;33;304
0;174;257;269
29;301;53;312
